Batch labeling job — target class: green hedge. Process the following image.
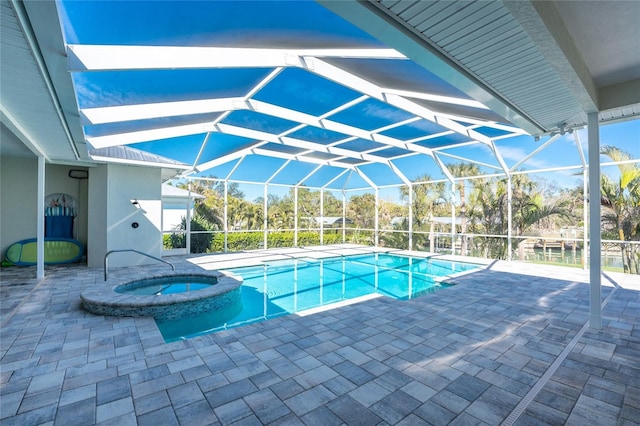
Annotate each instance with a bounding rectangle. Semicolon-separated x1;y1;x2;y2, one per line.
164;230;346;253
163;216;214;253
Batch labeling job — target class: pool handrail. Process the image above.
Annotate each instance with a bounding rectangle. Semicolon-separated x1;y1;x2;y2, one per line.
104;249;175;281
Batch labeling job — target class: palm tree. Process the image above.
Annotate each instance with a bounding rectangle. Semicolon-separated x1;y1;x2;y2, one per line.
267;193;294;230
467;177;508;258
467;175;570;260
399;175;447;251
193;200;223;230
348;193;376;229
448;163;480;255
600;146;640;274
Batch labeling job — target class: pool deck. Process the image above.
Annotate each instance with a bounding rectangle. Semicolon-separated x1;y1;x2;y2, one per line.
1;244;639;425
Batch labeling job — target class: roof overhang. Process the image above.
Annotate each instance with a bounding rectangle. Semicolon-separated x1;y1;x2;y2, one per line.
321;0;640;136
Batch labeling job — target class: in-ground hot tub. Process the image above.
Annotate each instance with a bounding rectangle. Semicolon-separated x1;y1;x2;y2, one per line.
81;272;243;320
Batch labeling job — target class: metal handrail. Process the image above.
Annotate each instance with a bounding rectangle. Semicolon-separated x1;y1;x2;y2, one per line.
104;249;175;281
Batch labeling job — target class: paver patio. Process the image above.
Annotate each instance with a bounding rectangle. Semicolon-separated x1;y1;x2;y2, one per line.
1;245;639;425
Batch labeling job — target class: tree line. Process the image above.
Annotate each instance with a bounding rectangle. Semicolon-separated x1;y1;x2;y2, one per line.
166;146;639;274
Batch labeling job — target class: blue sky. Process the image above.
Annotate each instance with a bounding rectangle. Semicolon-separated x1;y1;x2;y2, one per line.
58;0;640;200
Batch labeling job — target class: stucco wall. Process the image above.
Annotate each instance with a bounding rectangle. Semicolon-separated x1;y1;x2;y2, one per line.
87;164;162;268
87;164;108;268
2;155;163;268
0;156;38;256
0;158;90;258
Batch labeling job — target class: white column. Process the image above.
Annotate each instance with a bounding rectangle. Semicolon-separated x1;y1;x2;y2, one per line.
375;188;379;247
294;186;298;247
408;184;413;250
37;155;45;279
223;181;228;253
320;189;324;245
186;181;192;254
507;175;513;261
451;182;456;256
342;190;346;243
263;184;268;250
583;168;588;270
587;112;601;329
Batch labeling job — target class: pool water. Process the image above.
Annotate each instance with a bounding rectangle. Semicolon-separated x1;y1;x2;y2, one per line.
157;253;479;341
115;279;213;295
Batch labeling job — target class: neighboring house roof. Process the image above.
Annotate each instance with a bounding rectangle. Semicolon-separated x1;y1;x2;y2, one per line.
302;217;353;225
89;146;191;180
390;216;462;225
162;183;205;199
89;146;189;168
315;217;353;225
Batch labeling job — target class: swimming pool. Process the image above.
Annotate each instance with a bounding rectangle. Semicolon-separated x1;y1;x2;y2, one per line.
157;253;480;341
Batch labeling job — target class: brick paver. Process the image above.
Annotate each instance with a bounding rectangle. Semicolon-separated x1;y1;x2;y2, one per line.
1;245;638;425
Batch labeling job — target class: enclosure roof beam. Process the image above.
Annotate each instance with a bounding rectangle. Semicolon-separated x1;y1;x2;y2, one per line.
387;160;411;186
354;167;377;189
67;45;406;71
380;88;489;110
265;159;292;184
573;131;587;168
225;155;246;181
488;140;511;176
82;97;438;159
322;168;351;189
509;133;561;171
190;132;213;175
297;164;324;187
432;153;455;184
196;143;265;173
432;151;503;172
215;123;388;166
71;44;523;152
252;148;356;170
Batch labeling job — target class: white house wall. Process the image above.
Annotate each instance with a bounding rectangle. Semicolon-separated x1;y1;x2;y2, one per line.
0;156;38;256
87;164;108;267
104;164;162;268
162;202;189;232
0;149;92;261
1;155;163;268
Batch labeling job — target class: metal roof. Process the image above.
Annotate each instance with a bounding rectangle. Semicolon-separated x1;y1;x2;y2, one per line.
1;0;639;188
161;183;205;200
